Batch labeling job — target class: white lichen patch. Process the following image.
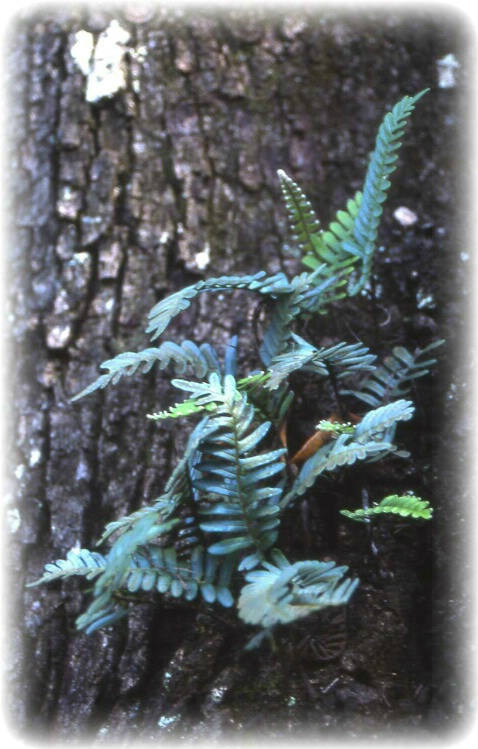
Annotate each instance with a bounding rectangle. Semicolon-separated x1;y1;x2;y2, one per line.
71;30;94;75
29;448;42;467
195;242;211;270
393;206;418;227
437;53;460;89
7;508;21;534
71;20;131;103
47;323;72;349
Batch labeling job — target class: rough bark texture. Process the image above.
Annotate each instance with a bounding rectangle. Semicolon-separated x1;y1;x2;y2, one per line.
6;5;472;743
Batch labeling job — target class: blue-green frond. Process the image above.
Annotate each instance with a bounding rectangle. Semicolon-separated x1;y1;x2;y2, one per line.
341;340;444;408
146;272;292;341
27;548;107;587
267;335;376;390
281;397;414;509
349;90;429;294
71;340;221;402
238;555;359;628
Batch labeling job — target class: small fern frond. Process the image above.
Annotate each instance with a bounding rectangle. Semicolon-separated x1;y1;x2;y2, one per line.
147;399;217;421
267;334;376;390
302;191;362;276
27;548;107;586
353;399;414;443
342;340;443;407
278;169;363;304
146;272;292;341
349;90;429;294
278;170;321;256
340;494;433;521
72;341;221;401
238;554;359;628
282;399;413;508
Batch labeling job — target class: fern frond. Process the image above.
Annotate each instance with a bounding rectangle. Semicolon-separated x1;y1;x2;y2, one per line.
348;90;429;294
74;545;237;634
282;398;413;508
72;340;221;401
172;373;286;563
342;340;444;408
302;191;362;276
146;272;292;341
278;170;321;256
27;548;107;586
267;334;376;390
340;494;433;521
353;399;414;443
238;553;359;628
259;267;331;366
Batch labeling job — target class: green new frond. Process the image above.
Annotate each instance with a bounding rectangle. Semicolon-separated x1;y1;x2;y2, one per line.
302;191;362;277
340;494;433;521
278;172;360;308
267;334;376;390
278;169;321;256
238;554;359;628
72;340;221;401
316;420;355;435
349;90;429;294
28;548;107;586
147;399;217;421
147;371;286;424
342;340;444;408
146;272;292;341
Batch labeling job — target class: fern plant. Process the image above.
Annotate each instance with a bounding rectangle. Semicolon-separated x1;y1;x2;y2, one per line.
29;91;438;648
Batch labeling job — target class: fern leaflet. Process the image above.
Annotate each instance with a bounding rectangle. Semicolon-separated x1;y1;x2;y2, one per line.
340;494;433;521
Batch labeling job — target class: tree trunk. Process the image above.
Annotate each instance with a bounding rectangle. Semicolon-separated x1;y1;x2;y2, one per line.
6;5;470;741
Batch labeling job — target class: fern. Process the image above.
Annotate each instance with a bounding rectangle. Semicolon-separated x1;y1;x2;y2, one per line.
267;334;376;390
281;399;414;509
340;494;433;521
278;170;322;256
172;373;286;566
72;340;221;401
238;550;359;628
348;90;429;294
342;340;444;407
146;272;292;341
30;91;437;647
27;548;107;586
302;192;363;275
280;92;428;297
279;173;359;307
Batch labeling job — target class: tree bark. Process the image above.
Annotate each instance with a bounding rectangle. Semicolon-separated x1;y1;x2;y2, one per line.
6;5;469;741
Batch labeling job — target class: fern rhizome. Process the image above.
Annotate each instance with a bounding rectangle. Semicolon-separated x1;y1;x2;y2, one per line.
30;90;439;647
